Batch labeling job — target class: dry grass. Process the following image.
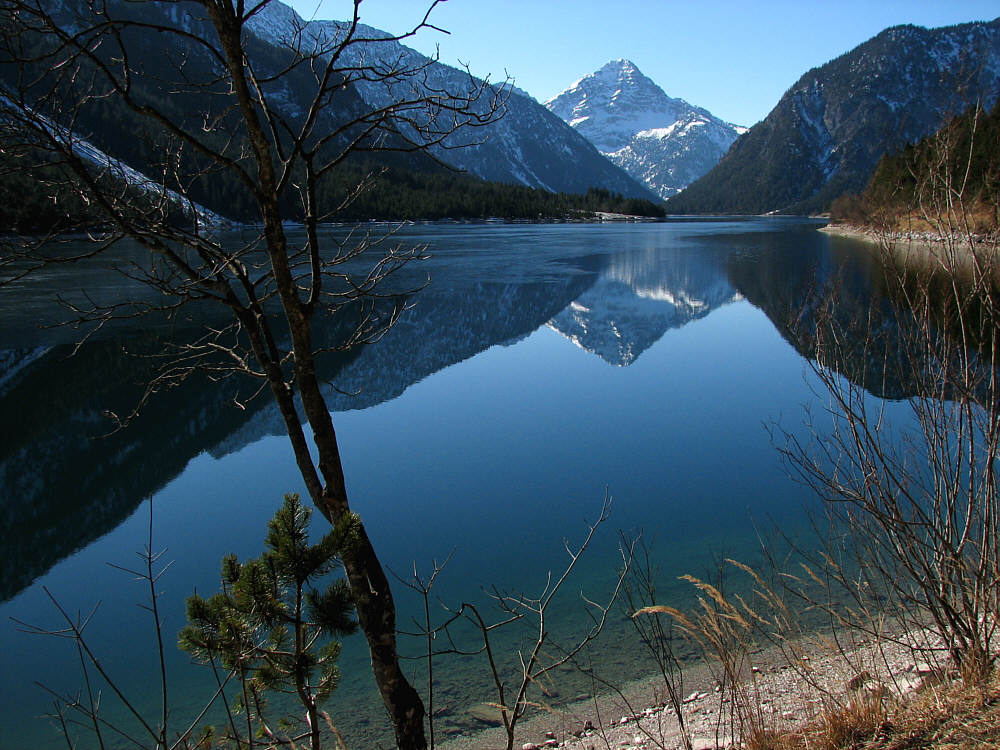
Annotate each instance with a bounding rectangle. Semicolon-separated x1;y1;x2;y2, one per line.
869;671;1000;750
754;670;1000;750
734;687;892;750
873;200;1000;236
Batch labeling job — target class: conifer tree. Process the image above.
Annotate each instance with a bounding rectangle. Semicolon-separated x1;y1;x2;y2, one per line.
179;494;358;750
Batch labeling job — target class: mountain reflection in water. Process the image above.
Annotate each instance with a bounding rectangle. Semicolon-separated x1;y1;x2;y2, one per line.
0;219;971;602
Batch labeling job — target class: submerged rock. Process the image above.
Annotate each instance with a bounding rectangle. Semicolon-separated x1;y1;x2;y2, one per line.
467;702;504;726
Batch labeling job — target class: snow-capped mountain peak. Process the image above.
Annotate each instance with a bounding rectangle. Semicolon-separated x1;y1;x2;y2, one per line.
547;59;689;154
546;60;743;200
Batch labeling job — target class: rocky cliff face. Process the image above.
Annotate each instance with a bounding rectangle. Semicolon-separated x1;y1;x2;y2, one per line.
546;60;743;199
666;18;1000;215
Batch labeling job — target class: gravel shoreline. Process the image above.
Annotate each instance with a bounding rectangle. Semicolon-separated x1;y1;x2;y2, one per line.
819;222;993;246
437;626;945;750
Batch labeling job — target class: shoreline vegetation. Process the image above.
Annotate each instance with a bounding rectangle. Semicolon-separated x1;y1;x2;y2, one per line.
826;100;999;243
0;155;670;234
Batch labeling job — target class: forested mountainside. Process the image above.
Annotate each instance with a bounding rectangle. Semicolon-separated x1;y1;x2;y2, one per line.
832;100;1000;231
0;161;664;234
0;0;659;232
666;18;1000;216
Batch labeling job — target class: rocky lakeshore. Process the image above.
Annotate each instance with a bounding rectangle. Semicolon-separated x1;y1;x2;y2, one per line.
438;627;946;750
819;222;995;246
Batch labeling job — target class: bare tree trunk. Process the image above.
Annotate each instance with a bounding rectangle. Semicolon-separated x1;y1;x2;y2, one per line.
253;322;427;748
204;8;429;743
339;524;427;749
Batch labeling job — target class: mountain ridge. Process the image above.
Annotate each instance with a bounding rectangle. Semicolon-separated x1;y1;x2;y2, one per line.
245;3;656;199
665;17;1000;215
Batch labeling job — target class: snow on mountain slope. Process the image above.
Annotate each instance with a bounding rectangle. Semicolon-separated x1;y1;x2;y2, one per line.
245;4;654;198
0;93;224;225
546;60;743;199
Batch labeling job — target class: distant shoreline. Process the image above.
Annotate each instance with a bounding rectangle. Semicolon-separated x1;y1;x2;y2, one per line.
7;215;835;240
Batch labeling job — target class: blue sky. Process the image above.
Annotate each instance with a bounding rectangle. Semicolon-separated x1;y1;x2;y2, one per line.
285;1;1000;126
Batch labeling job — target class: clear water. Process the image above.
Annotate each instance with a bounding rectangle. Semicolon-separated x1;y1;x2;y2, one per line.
0;218;907;748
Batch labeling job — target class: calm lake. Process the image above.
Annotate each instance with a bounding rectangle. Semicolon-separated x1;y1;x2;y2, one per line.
0;218;914;748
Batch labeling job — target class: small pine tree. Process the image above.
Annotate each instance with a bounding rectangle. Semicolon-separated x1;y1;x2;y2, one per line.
179;494;358;750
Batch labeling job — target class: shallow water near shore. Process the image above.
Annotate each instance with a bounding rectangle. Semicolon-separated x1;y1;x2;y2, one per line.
0;218;924;748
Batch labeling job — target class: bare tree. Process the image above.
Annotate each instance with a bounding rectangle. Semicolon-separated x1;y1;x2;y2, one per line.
398;495;635;750
622;538;694;750
457;497;633;750
0;1;506;747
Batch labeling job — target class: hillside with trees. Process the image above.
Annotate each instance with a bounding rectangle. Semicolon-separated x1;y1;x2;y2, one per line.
831;100;1000;232
0;154;666;234
0;37;663;230
0;0;663;235
665;18;1000;216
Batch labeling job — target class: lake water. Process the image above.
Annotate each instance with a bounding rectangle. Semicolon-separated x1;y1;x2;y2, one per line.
0;218;913;748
